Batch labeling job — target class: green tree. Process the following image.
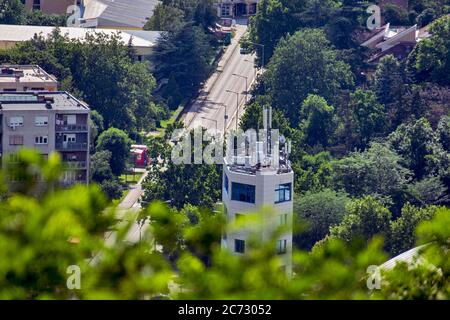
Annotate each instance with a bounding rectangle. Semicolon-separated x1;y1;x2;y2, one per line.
348;89;386;149
89;110;105;150
383;4;409;25
144;4;185;31
299;0;342;27
299;95;335;148
407;15;450;86
26;10;66;26
438;115;450;152
152;25;215;109
248;0;304;65
96;128;131;176
293;152;334;194
90;150;123;200
332;143;412;204
0;0;26;24
263;29;354;125
294;189;349;250
141;130;221;210
387;118;450;180
330;196;392;245
388;204;438;256
372;55;407;128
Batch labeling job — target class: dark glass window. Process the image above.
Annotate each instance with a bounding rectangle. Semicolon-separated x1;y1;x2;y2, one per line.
277;239;287;254
235;239;245;253
231;182;255;203
275;183;292;203
224;174;229;193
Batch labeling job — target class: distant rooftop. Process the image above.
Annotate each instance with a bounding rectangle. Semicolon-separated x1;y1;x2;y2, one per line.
0;24;160;54
82;0;159;29
0;65;57;85
0;92;89;112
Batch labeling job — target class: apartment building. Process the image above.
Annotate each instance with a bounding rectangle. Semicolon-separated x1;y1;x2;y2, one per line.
222;108;294;275
0;91;90;186
0;65;58;92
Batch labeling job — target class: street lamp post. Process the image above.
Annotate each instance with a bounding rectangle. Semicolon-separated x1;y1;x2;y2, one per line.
232;73;249;103
226;89;241;131
222;103;228;134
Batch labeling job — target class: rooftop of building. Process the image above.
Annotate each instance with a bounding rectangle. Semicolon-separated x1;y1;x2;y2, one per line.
0;91;89;112
0;65;57;84
0;24;160;49
82;0;159;29
224;108;292;176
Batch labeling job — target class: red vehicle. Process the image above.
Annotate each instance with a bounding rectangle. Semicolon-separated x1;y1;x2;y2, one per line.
130;144;149;167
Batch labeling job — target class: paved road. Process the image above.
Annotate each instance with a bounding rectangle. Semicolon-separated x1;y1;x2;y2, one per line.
183;22;256;133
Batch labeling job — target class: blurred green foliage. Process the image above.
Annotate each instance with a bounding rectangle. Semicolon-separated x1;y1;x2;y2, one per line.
0;150;448;299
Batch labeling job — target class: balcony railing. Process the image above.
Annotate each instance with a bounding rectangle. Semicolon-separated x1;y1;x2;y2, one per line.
56;142;88;151
56;124;88;132
64;161;87;169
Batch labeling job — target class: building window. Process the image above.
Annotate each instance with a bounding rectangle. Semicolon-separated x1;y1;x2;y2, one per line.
3;89;17;92
9;135;23;145
9;116;24;128
63;115;77;125
224;174;229;193
33;0;41;10
275;183;291;203
231;182;255;203
221;4;231;17
35;136;48;145
63;134;76;143
279;214;288;226
276;239;287;254
234;239;245;253
35;116;48;126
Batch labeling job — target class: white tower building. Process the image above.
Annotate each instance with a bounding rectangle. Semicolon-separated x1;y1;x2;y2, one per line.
221;107;294;274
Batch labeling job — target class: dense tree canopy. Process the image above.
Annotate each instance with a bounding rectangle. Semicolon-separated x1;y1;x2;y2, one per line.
262;29;354;125
96;128;131;176
1;151;448;299
0;31;163;132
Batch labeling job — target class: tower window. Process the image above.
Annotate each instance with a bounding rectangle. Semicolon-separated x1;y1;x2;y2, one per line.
275;183;291;203
33;0;41;10
279;214;288;226
234;239;245;253
231;182;255;203
224;174;229;193
276;239;287;254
